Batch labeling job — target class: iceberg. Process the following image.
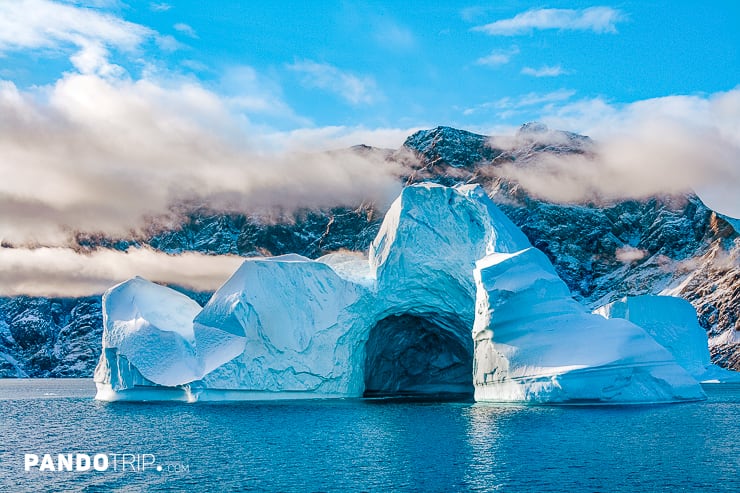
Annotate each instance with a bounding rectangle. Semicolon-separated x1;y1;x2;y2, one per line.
94;277;203;400
596;295;740;384
94;183;710;403
363;184;530;397
472;250;704;403
193;254;372;397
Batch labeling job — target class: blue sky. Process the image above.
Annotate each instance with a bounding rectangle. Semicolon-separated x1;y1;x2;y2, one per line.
2;1;738;132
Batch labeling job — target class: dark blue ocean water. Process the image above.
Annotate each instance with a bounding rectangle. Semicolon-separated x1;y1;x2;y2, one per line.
1;380;739;492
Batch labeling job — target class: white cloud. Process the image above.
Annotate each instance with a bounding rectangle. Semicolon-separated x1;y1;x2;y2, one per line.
521;65;568;77
0;1;412;298
288;60;382;105
181;59;209;72
219;65;306;123
149;2;171;12
615;245;648;263
535;96;619;132
66;0;125;7
155;34;183;52
0;0;152;75
174;22;198;39
473;7;626;35
0;247;245;297
476;46;519;67
270;125;421;152
491;88;740;218
0;73;406;247
489;124;584;151
0;2;410;251
497;89;577;109
463;89;576;117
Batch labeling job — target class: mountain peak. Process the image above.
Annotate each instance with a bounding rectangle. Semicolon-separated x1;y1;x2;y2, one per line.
403;126;495;169
405;126;487;144
513;121;592;149
518;121;549;135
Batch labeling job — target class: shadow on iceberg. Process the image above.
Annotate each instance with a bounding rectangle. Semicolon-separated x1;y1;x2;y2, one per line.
93;183;714;404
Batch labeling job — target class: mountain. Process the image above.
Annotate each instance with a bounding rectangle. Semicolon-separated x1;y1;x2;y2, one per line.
0;297;102;378
1;124;738;377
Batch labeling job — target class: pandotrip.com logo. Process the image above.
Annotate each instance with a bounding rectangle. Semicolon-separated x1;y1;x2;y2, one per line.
23;453;189;474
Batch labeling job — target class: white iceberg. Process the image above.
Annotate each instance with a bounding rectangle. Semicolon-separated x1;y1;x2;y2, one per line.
94;183;712;403
94;277;203;400
596;295;740;384
362;184;530;396
472;249;705;403
193;254;372;398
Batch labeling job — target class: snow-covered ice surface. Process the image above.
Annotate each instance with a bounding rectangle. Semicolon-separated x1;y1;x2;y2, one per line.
94;277;203;397
193;254;371;396
596;295;740;384
95;183;713;403
472;250;704;403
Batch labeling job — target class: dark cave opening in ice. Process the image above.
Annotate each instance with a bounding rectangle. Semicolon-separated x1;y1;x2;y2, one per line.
363;314;474;398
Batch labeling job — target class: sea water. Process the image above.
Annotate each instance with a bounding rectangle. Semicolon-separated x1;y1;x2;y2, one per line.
1;379;739;492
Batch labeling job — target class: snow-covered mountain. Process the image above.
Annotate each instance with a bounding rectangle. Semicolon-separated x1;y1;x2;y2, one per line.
0;297;102;378
1;124;738;377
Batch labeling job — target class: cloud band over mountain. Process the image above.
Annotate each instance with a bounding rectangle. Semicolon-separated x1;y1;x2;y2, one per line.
0;74;407;247
490;88;740;218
